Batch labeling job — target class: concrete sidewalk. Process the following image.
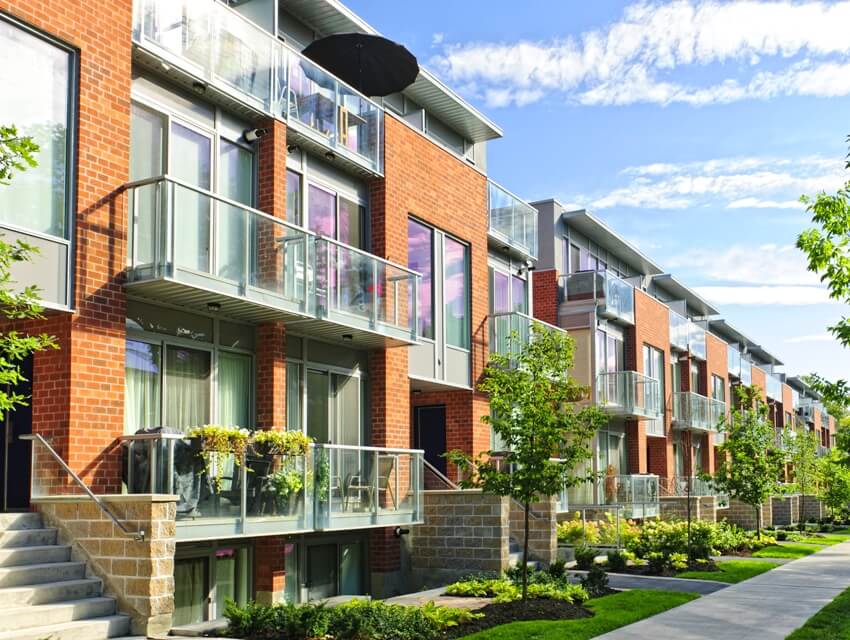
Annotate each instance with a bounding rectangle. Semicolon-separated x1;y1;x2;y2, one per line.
597;540;850;639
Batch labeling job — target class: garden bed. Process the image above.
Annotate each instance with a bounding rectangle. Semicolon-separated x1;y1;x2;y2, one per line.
442;599;592;639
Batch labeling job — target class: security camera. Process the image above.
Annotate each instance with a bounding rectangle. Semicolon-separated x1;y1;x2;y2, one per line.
244;127;270;143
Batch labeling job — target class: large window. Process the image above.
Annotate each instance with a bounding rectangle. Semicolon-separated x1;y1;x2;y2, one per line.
407;219;434;339
444;236;470;349
490;267;528;315
643;344;665;434
711;375;726;402
0;16;75;238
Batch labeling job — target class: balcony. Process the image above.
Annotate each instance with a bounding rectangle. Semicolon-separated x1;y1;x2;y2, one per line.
672;392;726;432
488;311;565;358
122;434;424;541
596;371;662;421
661;476;729;508
604;474;660;520
740;359;753;386
487;181;538;259
798;404;816;422
766;374;782;401
728;345;742;378
687;321;707;360
669;310;689;352
560;271;635;325
125;176;420;348
131;0;383;176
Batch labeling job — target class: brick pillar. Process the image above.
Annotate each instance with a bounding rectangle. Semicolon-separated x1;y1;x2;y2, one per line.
701;432;715;474
626;421;647;473
532;269;559;325
254;535;288;605
256;323;286;429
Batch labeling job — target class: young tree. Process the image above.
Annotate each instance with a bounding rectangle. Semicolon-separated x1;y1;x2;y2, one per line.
783;424;820;531
818;452;850;517
713;386;784;538
0;125;58;419
447;324;606;602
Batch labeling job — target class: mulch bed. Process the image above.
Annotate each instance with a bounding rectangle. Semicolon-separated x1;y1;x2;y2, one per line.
576;559;720;577
442;599;593;639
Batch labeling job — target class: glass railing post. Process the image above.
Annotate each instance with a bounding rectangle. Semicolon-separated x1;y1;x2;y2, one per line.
371;259;379;328
373;450;380;521
166;438;175;495
240;461;247;534
411;277;419;339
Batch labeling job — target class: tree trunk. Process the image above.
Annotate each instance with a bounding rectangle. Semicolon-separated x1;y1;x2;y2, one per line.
755;505;761;539
522;501;530;604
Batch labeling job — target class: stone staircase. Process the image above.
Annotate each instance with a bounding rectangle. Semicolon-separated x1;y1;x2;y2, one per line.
0;512;134;640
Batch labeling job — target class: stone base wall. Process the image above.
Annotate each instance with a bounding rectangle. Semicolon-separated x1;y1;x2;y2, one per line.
720;499;772;531
800;495;824;522
35;495;177;637
771;495;801;527
410;491;509;587
509;497;557;566
660;496;717;522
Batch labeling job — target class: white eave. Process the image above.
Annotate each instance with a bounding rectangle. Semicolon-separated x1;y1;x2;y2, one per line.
281;0;503;143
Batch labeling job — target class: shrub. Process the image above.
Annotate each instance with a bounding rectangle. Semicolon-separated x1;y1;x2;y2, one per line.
419;602;483;631
646;552;668;575
580;565;609;598
776;530;788;541
548;559;567;580
224;601;331;640
606;550;628;573
445;577;587;604
668;552;689;571
557;512;599;545
574;545;598;570
627;519;715;561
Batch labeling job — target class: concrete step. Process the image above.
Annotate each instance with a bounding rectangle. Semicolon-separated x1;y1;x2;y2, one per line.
0;577;103;607
0;512;43;531
0;597;117;632
0;615;130;640
0;544;71;567
0;561;86;587
0;527;58;548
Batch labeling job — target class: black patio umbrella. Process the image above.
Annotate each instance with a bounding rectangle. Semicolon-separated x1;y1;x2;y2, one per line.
302;33;419;97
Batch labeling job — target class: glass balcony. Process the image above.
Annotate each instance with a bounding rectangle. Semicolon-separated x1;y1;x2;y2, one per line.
488;311;565;358
122;435;423;540
727;345;742;378
132;0;383;175
560;271;635;325
125;176;420;348
669;310;689;352
740;359;753;386
313;445;423;531
688;321;707;360
596;371;662;420
766;374;782;401
601;475;660;520
662;476;729;507
487;181;538;259
672;392;726;432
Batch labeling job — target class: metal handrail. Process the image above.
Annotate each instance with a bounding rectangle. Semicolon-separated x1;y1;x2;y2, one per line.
423;459;459;490
22;434;145;542
489;310;564;335
314;235;421;280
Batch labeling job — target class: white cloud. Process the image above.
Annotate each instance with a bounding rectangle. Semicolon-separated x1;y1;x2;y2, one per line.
431;32;445;46
785;333;837;344
666;244;821;286
429;0;850;107
727;197;804;209
695;285;834;305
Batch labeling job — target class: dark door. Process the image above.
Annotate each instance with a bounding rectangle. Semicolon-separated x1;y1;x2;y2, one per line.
413;405;447;475
1;356;32;511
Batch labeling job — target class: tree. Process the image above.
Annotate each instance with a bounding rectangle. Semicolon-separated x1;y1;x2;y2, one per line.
447;324;606;602
818;452;850;517
783;424;820;531
713;386;784;537
0;125;58;419
797;137;850;348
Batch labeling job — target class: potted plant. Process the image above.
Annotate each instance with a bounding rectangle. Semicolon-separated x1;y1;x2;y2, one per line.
268;466;304;515
186;425;251;492
251;430;312;459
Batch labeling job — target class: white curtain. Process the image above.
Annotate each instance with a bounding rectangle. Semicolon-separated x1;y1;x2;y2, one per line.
218;351;251;428
165;346;211;431
286;362;303;432
124;340;161;435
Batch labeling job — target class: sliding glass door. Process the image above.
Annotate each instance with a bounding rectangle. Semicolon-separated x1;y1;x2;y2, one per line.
171;122;213;273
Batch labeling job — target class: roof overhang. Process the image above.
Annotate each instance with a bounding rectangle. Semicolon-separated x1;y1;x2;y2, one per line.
706;318;782;366
555;208;665;276
281;0;503;143
652;274;719;317
786;375;822;400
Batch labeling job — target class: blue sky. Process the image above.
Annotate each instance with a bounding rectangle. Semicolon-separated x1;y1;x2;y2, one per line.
345;0;850;382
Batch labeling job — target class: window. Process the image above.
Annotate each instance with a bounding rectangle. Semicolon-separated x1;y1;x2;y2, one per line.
444;236;470;349
0;16;75;238
690;362;702;394
303;182;366;248
570;243;581;274
174;543;251;626
490;267;528;315
286;170;302;225
712;375;726;402
643;344;665;433
596;329;624;376
407;219;434;339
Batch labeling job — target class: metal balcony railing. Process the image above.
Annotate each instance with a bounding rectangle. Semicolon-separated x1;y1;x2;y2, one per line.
596;371;662;420
661;476;729;508
672;392;726;432
487;181;538;259
559;271;635;325
132;0;383;174
125;176;420;347
122;434;424;540
488;311;565;358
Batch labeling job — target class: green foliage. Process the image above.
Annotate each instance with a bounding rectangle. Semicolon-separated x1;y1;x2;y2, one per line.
627;519;715;561
714;386;785;535
605;550;628;573
0;125;38;185
447;324;606;600
668;552;689;571
251;429;312;457
444;577;588;604
818;452;850;515
186;425;252;492
574;545;598;570
224;598;482;640
580;565;609;598
547;559;567;580
783;425;821;510
556;511;640;547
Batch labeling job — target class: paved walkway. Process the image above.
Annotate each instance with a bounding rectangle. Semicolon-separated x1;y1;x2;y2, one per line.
597;539;850;640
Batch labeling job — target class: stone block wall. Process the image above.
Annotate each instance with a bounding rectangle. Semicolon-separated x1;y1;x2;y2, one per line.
35;495;177;636
720;499;772;530
771;495;801;527
660;496;717;522
410;491;509;588
509;497;557;565
800;495;824;522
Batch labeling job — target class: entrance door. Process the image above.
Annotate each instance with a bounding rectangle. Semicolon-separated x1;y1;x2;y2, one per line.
307;543;338;600
1;355;32;511
413;406;447;475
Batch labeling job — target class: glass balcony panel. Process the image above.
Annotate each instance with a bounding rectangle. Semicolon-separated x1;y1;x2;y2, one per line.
337;85;381;165
488;312;564;358
244;451;313;535
601;273;635;324
212;5;273;110
727;345;742;378
766;375;782;400
741;359;752;386
607;475;659;519
139;0;213;73
673;392;726;432
487;181;538;258
688;322;707;360
669;310;689;351
288;55;337;143
596;371;662;420
561;271;634;324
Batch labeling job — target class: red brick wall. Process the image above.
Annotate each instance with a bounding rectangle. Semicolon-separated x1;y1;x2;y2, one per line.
703;332;728;474
532;269;558;325
0;0;133;490
254;535;287;602
780;384;795;429
751;366;767;402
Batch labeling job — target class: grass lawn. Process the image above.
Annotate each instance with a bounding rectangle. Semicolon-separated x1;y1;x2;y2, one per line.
457;590;699;640
752;543;822;559
794;535;850;546
786;583;850;639
677;560;779;583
